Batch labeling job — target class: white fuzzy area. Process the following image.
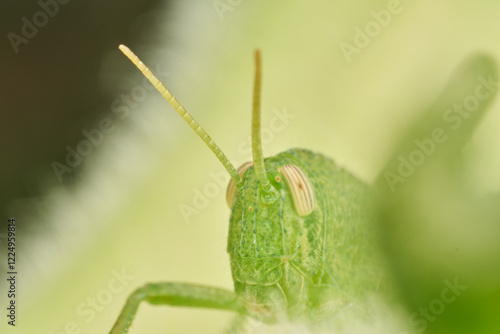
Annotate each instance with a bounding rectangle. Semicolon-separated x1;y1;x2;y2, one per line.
232;299;412;334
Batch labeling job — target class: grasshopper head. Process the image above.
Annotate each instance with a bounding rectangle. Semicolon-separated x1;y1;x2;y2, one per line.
225;150;320;323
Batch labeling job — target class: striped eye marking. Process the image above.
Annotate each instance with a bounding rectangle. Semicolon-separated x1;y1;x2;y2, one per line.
226;161;254;208
280;164;316;216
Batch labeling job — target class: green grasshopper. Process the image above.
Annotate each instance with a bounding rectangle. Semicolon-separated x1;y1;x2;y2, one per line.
110;45;382;333
110;45;499;333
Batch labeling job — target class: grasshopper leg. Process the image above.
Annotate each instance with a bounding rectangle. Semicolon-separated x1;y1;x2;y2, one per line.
109;282;244;334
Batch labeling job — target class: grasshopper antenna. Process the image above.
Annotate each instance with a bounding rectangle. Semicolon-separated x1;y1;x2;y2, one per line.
251;50;279;203
119;44;243;187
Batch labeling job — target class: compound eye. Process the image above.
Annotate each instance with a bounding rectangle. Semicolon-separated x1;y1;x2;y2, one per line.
280;164;315;216
226;161;254;208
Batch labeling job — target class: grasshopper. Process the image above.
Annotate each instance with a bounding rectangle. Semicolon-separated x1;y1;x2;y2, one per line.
110;45;498;333
109;45;381;333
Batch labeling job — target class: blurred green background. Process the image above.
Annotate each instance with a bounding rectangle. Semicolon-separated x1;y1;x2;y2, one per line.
1;0;499;333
